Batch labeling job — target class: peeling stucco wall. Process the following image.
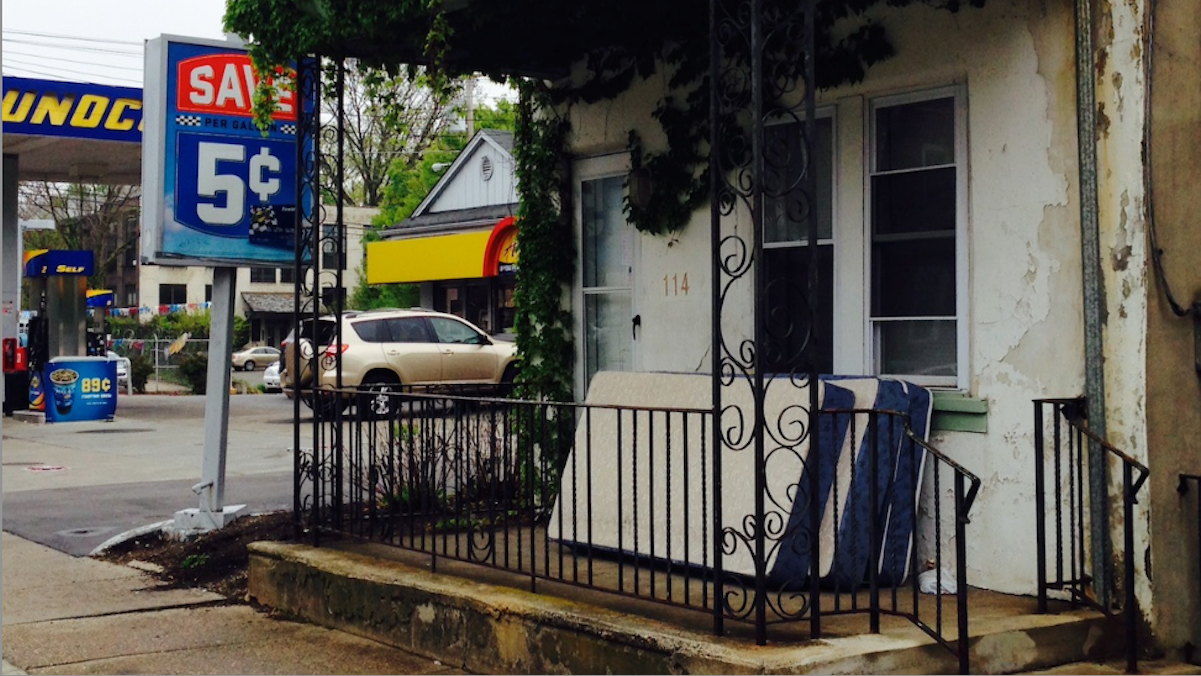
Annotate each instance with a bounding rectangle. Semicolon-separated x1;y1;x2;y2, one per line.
1091;0;1154;634
555;0;1175;607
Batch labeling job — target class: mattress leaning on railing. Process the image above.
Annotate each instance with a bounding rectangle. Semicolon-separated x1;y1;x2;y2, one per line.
548;371;933;588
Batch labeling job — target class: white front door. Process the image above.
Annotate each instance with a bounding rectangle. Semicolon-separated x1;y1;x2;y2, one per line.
576;156;636;395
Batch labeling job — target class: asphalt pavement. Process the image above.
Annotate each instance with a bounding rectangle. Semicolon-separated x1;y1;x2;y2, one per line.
0;388;461;675
3;390;298;555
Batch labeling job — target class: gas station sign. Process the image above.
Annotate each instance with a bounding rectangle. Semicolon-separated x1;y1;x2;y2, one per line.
141;36;310;267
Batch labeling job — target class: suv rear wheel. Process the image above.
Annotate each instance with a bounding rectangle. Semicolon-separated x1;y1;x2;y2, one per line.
359;372;400;419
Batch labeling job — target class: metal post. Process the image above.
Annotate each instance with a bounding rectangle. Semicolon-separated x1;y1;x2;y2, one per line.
1034;401;1048;613
956;474;971;675
1075;0;1112;608
708;0;725;638
1123;463;1138;673
174;266;246;531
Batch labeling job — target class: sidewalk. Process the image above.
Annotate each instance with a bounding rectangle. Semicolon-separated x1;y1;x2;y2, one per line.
0;532;466;674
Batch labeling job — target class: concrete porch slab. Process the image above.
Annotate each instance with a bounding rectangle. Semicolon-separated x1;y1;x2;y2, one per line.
248;540;1122;675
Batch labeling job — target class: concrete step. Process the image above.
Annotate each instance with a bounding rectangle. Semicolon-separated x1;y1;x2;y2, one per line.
248;540;1123;674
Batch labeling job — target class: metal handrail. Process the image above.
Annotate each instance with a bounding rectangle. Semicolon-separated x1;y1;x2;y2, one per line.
1034;398;1147;673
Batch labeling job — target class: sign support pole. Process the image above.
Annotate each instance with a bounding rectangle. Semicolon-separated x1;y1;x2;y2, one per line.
174;266;246;531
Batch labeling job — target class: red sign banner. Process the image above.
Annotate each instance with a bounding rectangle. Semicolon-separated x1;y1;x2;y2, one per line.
176;53;295;120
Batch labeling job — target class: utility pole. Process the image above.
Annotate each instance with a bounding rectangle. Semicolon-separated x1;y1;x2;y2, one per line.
465;76;476;138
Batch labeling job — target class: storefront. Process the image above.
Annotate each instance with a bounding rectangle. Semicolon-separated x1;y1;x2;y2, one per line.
366;129;520;336
367;215;518;335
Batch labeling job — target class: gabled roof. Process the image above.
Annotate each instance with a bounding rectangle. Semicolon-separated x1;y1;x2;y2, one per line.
410;129;517;219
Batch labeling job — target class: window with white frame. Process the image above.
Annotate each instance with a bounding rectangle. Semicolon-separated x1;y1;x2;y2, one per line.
868;89;965;385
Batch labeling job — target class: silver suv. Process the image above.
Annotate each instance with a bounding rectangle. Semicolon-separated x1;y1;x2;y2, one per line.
316;309;518;416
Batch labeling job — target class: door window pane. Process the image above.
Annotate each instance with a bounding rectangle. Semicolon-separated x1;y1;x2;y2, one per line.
429;317;482;344
582;176;631;289
385;318;430;343
584;293;631;385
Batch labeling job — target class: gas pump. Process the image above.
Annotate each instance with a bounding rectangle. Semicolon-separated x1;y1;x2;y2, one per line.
22;250;117;422
86;289;115;356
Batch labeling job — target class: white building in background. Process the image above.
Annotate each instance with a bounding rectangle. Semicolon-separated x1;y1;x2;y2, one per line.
135;205;375;347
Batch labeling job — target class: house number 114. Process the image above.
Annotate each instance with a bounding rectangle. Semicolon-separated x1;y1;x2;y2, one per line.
663;273;690;297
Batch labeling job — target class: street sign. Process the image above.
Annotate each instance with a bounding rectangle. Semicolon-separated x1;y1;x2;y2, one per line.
141;36;311;267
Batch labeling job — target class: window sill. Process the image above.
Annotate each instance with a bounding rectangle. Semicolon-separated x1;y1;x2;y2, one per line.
930;391;988;434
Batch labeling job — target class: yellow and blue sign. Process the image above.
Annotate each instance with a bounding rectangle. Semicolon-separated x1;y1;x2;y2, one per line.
2;77;143;143
23;250;95;278
43;357;118;423
86;290;115;308
142;36;311;267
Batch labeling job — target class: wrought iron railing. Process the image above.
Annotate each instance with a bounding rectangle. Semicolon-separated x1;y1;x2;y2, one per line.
296;387;981;672
1033;398;1149;673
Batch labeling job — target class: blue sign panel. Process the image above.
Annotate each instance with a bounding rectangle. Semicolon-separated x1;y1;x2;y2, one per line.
1;77;143;143
146;38;309;266
44;357;118;423
23;250;95;278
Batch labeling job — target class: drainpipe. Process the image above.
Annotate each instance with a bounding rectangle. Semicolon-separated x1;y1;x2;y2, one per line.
1075;0;1113;607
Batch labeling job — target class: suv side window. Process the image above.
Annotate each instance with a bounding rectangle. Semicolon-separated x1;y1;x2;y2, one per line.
385;318;431;343
429;317;483;344
351;319;390;343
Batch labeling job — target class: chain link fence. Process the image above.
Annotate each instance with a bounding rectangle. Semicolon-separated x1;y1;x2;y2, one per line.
108;336;211;389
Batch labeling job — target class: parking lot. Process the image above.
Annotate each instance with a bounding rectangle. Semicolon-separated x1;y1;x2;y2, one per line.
2;391;300;555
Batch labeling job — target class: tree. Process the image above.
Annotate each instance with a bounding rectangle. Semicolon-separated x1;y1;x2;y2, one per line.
373;98;516;227
324;61;458;207
18;182;140;294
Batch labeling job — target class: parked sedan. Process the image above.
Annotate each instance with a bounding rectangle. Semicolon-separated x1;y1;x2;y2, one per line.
262;361;282;392
231;345;280;371
106;351;131;392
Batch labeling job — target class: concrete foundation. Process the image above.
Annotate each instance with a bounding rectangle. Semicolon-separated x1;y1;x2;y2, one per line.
248;540;1123;674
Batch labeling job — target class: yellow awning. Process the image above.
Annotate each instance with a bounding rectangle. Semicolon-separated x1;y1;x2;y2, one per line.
366;231;493;284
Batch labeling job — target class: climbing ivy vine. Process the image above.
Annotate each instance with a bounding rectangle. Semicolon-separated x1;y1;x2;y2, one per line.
511;83;574;403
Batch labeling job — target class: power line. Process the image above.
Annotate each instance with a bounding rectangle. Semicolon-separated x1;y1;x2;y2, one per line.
2;29;143;47
2;37;142;57
4;49;144;73
2;63;141;87
4;57;143;85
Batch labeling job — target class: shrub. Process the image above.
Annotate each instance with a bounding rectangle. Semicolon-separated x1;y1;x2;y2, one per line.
178;352;209;394
129;353;154;393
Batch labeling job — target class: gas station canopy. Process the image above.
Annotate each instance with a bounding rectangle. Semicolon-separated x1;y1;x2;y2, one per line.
2;76;143;184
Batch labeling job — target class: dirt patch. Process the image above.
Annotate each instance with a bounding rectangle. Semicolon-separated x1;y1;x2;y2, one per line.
98;511;295;600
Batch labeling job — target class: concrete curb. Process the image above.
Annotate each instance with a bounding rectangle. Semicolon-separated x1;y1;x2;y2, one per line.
88;520;173;557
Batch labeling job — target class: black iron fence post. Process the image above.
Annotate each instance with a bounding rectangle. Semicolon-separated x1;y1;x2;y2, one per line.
1034;401;1048;613
955;473;970;674
1123;462;1137;674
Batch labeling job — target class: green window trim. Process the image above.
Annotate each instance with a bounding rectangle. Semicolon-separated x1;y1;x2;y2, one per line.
930;391;989;434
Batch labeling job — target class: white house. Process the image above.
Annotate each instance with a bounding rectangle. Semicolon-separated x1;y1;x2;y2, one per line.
541;0;1199;657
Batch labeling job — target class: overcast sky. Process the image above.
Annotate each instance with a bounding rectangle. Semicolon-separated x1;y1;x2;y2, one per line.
3;0;230;87
1;1;513;103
